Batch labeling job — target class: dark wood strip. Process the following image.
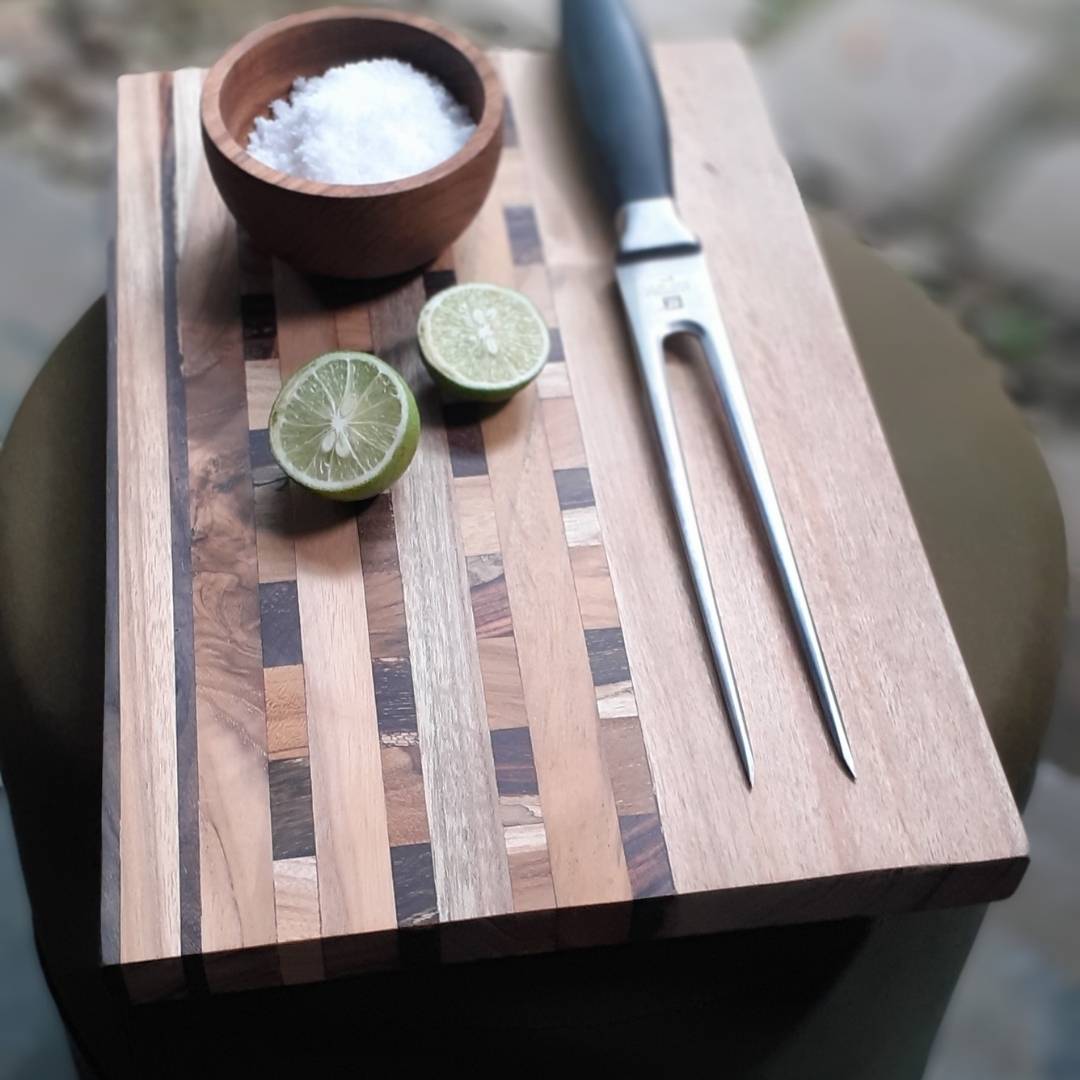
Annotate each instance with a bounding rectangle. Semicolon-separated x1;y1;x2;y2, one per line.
467;554;513;639
240;293;277;359
504;205;544;266
490;727;540;797
443;402;489;478
259;580;303;668
553;467;595;510
372;657;418;733
237;229;273;295
159;75;201;955
547;327;565;363
268;757;317;861
390;843;439;928
102;238;121;966
422;268;458;298
584;627;632;686
248;427;275;471
502;96;519;148
618;812;676;899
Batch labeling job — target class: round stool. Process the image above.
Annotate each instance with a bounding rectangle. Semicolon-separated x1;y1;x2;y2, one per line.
0;217;1065;1078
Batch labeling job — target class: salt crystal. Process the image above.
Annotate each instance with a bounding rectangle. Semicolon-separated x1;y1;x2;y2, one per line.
246;58;477;185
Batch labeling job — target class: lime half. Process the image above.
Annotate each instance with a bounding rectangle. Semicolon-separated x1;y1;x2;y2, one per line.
269;351;419;501
418;283;550;401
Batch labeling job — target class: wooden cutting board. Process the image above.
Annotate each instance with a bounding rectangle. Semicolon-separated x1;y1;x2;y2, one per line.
103;42;1027;1001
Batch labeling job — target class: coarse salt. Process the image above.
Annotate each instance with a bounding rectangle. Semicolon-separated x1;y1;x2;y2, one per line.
246;58;476;185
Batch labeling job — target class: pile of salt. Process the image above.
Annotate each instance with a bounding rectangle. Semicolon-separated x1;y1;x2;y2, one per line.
247;58;476;185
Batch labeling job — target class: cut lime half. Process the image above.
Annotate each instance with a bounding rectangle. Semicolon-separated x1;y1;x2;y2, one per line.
418;283;550;401
269;351;419;501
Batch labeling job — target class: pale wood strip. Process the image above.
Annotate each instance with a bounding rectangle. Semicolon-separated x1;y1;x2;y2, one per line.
173;67;277;953
245;358;280;430
273;856;321;942
115;72;180;963
599;718;658;816
457;151;629;908
568;544;620;630
453;475;501;556
562;505;602;547
536;362;572;399
274;262;397;937
476;637;528;730
369;275;512;921
513;263;558;326
541;398;588;470
596;680;639;720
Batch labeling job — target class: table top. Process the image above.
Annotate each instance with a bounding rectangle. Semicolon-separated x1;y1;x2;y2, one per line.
103;42;1026;1002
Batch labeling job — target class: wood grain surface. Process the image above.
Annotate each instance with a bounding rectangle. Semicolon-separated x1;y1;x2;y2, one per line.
104;44;1027;999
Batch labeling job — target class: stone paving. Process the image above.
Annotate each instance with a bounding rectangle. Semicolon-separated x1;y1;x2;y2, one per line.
0;2;1077;1077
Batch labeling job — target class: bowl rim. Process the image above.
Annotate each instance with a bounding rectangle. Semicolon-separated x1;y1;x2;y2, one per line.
200;5;505;199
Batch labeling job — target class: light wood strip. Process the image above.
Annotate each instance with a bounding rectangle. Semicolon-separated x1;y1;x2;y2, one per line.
264;664;307;756
562;505;602;547
173;67;277;953
453;475;501;556
273;856;321;942
541;398;588;470
476;637;528;730
274;262;397;937
459;180;630;907
245;359;280;429
369;275;512;922
115;72;181;963
568;545;620;630
537;362;572;399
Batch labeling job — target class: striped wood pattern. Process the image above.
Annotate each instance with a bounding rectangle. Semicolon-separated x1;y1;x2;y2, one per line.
104;46;1026;999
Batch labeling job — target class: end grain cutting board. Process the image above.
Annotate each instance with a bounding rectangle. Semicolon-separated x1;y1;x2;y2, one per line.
103;42;1027;1001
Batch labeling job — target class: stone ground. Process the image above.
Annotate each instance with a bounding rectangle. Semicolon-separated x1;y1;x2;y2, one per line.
0;1;1077;1076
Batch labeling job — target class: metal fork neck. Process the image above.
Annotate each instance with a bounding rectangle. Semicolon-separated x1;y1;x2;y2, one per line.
615;197;702;263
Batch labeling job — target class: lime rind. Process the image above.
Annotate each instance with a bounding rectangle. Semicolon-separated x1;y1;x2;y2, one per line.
418;283;550;401
269;351;419;501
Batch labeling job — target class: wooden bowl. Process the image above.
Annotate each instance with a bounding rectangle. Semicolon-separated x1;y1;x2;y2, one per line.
201;7;504;279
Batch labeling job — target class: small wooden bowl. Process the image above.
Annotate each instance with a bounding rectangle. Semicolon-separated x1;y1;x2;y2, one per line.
201;7;504;279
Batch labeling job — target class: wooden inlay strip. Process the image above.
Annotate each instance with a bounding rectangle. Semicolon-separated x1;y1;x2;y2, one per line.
272;857;320;942
369;273;512;923
173;67;277;954
239;293;277;360
486;107;674;904
115;72;181;963
274;263;397;939
268;757;317;861
459;189;630;908
264;664;307;758
424;261;557;914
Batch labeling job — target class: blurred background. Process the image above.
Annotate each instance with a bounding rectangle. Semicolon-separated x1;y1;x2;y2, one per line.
0;1;1076;1076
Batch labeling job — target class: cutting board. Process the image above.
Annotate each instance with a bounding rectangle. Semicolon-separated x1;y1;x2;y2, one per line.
103;42;1027;1001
